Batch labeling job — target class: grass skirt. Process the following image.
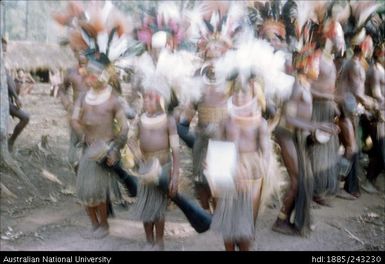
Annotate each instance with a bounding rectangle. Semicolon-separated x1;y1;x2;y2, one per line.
129;163;170;222
76;147;113;206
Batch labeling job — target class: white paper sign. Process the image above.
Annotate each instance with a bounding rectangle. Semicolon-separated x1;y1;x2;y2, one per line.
205;140;237;197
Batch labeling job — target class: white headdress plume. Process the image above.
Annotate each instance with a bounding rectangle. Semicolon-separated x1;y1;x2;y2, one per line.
214;35;294;103
132;46;203;106
157;1;182;28
142;72;171;104
184;4;207;44
156;48;204;104
220;2;247;39
295;0;316;35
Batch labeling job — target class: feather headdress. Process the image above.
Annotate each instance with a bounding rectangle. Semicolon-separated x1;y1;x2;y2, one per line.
131;46;203;107
185;1;247;58
281;0;322;51
365;12;385;47
136;1;186;52
53;1;133;82
322;18;345;56
156;49;203;104
214;34;294;107
248;0;286;42
342;1;383;48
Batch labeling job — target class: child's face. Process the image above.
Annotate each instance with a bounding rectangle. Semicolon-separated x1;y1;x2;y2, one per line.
232;80;253;107
143;90;160;114
85;71;105;90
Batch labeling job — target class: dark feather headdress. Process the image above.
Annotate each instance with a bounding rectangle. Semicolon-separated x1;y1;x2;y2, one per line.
185;1;246;58
53;1;133;82
248;0;286;42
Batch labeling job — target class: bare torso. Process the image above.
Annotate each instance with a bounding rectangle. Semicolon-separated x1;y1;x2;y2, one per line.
196;85;228;139
198;86;228;114
139;113;171;165
366;62;385;106
225;117;263;153
311;52;337;97
80;95;119;145
337;57;366;100
292;78;313;122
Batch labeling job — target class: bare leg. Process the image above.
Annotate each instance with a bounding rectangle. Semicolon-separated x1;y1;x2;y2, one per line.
54;85;60;98
224;240;235;251
93;202;109;239
154;218;165;250
85;206;99;229
143;222;155;246
82;206;99;239
25;84;34;94
276;136;298;217
252;178;263;223
272;135;299;235
96;202;109;229
8;104;30;152
238;240;251;251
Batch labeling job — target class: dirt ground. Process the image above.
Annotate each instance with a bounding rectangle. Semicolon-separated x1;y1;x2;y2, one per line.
1;83;384;252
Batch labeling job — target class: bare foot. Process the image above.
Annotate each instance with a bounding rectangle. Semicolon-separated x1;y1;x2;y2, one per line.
313;196;333;207
143;243;155;251
336;189;357;200
272;219;299;236
153;243;164;251
92;226;109;239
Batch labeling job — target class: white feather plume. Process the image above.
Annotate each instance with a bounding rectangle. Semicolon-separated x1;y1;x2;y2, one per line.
97;31;109;54
101;0;113;25
134;52;156;80
220;2;247;39
157;1;181;27
108;36;129;62
214;37;294;103
179;76;204;104
80;28;96;49
134;52;171;102
295;1;316;34
142;73;171;103
156;49;203;104
184;4;208;44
